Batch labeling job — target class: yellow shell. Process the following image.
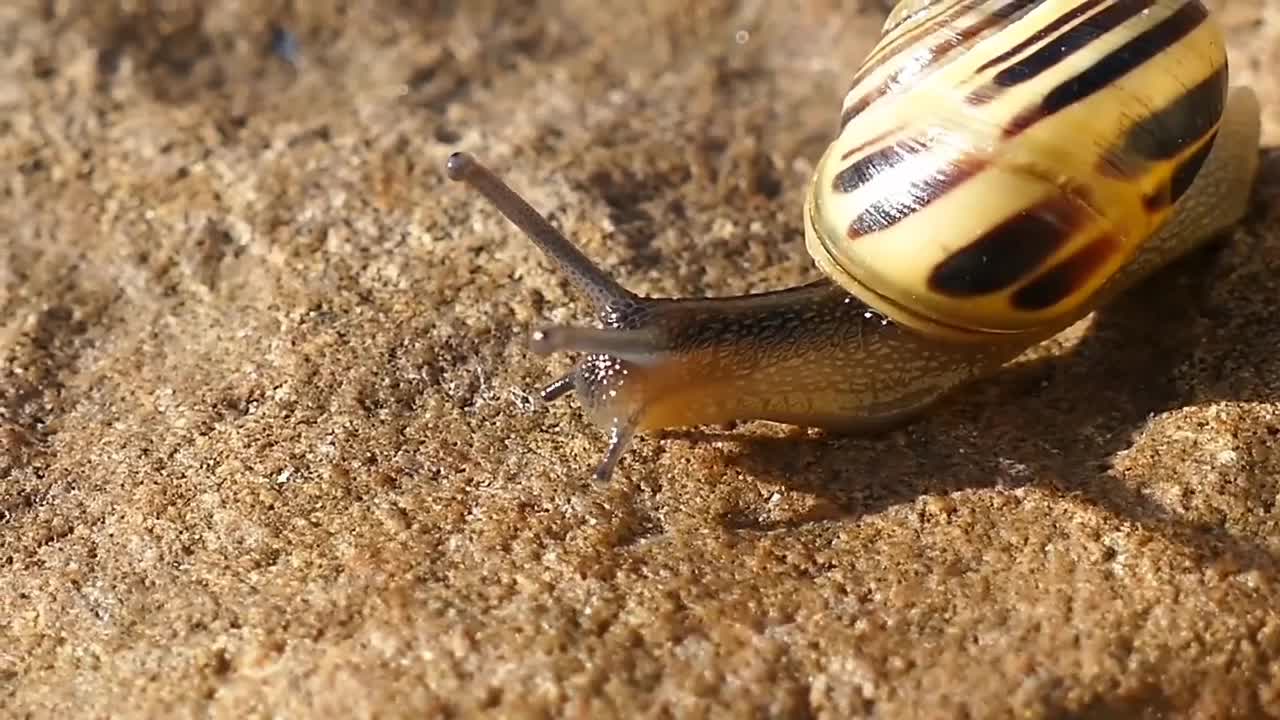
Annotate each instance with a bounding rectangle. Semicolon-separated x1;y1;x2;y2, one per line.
805;0;1229;340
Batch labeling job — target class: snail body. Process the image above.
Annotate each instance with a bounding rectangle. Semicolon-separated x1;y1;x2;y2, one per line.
447;0;1261;482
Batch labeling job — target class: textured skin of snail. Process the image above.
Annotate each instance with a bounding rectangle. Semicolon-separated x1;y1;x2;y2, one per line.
447;0;1262;483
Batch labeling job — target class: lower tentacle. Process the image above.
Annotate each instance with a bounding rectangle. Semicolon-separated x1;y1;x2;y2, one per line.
540;373;576;403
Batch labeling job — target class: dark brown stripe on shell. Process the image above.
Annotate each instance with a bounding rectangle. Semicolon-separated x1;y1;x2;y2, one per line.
1003;0;1209;137
844;154;989;235
1010;233;1121;310
927;195;1088;297
847;0;988;99
1169;129;1217;201
839;126;901;162
1099;63;1225;179
1119;64;1226;162
833;138;925;193
974;0;1109;75
1144;128;1218;210
988;0;1155;90
841;0;1045;128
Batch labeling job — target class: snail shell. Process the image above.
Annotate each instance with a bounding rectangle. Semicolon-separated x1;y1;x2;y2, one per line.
806;0;1229;339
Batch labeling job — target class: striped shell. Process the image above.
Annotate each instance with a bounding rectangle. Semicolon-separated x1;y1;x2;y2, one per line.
803;0;1228;340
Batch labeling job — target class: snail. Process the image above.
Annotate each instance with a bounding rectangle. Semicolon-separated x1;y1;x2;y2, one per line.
447;0;1261;483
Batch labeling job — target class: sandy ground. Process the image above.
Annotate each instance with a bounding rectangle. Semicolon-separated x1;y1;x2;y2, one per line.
3;1;1280;717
